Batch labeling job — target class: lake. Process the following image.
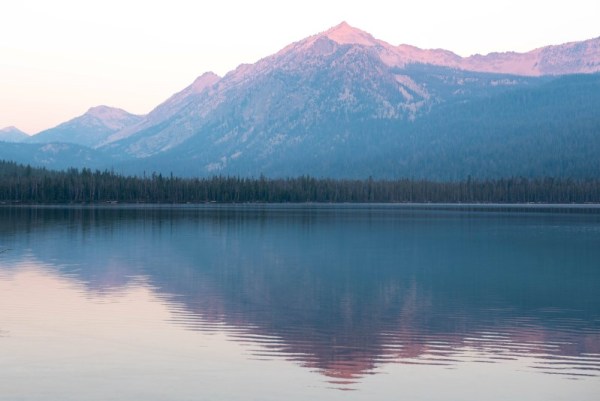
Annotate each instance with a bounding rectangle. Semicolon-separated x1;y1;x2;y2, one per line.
1;205;599;400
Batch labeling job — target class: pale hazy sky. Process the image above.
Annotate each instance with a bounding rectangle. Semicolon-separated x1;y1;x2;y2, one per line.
2;0;599;134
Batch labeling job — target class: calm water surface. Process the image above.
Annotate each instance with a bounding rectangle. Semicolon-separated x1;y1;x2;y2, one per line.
0;205;599;400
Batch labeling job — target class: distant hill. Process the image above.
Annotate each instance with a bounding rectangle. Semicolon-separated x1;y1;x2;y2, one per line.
0;126;28;143
27;106;143;148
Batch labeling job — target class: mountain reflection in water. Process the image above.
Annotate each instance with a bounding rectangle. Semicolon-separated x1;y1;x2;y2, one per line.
1;205;599;389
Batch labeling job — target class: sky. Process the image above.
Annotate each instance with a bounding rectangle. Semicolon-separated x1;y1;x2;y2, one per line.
1;0;599;134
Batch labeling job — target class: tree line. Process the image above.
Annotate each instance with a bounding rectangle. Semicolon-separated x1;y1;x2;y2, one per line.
1;160;599;204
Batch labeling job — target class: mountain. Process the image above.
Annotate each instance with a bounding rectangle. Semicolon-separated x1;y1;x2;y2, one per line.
28;106;143;148
4;23;600;179
115;72;599;179
101;23;542;169
0;126;29;142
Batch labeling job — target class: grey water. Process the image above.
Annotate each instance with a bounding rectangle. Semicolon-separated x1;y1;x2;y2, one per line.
0;205;599;400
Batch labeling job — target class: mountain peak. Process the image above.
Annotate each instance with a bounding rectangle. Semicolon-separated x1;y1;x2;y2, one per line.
330;21;352;31
190;71;221;92
0;126;29;142
0;126;29;136
322;21;379;46
86;105;128;118
27;105;143;147
84;106;143;129
1;126;22;133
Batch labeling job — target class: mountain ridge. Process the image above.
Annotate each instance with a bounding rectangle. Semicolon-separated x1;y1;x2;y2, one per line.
100;23;600;160
101;72;221;147
27;105;143;148
275;22;600;76
97;23;555;165
2;23;599;180
12;23;600;137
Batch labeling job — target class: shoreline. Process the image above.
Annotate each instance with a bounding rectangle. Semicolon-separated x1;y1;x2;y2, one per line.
2;202;600;214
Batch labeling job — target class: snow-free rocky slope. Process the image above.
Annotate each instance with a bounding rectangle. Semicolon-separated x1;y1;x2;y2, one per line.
28;106;143;148
100;23;540;166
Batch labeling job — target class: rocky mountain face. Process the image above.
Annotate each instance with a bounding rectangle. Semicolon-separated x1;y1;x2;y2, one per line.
27;106;143;148
100;72;221;148
0;126;29;142
4;22;600;178
116;73;599;179
396;35;600;76
99;23;539;170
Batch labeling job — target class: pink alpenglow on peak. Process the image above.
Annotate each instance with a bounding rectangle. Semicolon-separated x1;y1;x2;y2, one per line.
189;71;221;93
86;105;136;119
300;22;600;76
395;44;462;68
81;106;143;132
322;21;380;47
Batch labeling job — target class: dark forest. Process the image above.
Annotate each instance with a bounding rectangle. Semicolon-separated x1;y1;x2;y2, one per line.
1;160;599;204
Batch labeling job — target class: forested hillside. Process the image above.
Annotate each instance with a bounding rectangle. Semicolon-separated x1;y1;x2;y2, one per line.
1;160;599;204
388;73;600;179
